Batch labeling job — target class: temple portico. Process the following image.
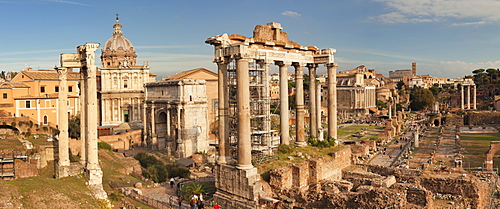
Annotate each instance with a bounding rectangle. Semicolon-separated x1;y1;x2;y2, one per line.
206;22;337;208
455;78;476;110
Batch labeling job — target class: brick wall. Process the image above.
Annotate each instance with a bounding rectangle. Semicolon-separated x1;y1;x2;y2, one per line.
269;147;352;191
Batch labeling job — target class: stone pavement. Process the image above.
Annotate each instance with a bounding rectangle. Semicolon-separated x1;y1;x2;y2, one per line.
369;129;414;167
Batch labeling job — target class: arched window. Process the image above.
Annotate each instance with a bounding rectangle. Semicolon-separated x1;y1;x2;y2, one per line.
43;115;48;125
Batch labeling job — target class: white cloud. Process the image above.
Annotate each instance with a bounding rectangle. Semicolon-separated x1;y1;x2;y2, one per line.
437;60;500;78
372;0;500;25
281;11;302;18
43;0;91;6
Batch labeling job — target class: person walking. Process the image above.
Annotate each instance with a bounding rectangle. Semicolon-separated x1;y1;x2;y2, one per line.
213;202;220;209
169;196;174;208
170;178;175;188
177;196;183;209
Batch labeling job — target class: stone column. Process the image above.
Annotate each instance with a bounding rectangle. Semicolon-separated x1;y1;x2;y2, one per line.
316;82;322;140
236;56;253;170
80;43;104;188
467;85;471;109
142;103;148;147
388;99;392;118
151;102;157;149
308;64;317;139
79;70;87;166
327;63;338;140
414;129;419;147
293;63;306;146
55;67;70;178
217;60;230;163
461;85;464;110
473;85;477;109
277;61;290;145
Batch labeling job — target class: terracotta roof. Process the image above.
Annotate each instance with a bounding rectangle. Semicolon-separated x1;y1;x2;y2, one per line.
20;70;81;80
165;68;217;81
0;82;29;89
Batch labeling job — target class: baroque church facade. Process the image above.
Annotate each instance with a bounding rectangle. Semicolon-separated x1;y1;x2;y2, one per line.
99;17;156;126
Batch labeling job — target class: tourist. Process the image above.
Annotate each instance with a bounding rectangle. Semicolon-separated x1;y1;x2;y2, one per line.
169;196;174;207
177;197;183;209
170;178;175;188
213;202;220;209
197;193;204;209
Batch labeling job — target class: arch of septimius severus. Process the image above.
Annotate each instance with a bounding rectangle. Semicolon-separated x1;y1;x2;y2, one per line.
206;22;337;208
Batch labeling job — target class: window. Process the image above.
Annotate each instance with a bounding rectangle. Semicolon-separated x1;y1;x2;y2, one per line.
40;86;46;93
124;80;128;88
43;115;48;125
26;101;30;108
68;86;73;92
2;93;6;99
55;86;59;92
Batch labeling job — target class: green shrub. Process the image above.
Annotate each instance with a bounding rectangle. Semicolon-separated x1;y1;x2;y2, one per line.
278;144;294;154
97;142;112;151
166;164;190;178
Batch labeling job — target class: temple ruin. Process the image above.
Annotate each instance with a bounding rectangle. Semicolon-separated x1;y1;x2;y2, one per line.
56;43;107;199
206;22;337;208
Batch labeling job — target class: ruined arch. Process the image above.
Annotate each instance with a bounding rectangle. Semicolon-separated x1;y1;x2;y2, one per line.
485;141;500;171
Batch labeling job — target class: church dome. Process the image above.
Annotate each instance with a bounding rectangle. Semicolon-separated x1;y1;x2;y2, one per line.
101;16;137;68
103;19;134;51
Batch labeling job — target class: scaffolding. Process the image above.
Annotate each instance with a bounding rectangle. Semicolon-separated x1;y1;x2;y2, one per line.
227;58;277;155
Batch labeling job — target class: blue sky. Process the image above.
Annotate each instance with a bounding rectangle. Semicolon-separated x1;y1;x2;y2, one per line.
2;0;500;79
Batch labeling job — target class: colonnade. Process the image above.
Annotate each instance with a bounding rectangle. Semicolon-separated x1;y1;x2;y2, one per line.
460;84;476;110
216;57;337;170
57;43;104;192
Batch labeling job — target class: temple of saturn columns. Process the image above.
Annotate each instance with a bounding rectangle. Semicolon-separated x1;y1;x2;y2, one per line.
55;43;107;199
206;22;337;208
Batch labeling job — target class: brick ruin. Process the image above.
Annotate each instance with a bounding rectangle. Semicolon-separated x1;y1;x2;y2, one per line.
266;162;489;209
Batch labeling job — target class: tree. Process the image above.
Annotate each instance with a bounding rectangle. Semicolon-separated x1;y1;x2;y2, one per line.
396;80;405;90
472;68;486;84
181;183;205;199
486;68;499;83
409;88;434;111
376;99;387;110
68;115;80;139
429;86;441;96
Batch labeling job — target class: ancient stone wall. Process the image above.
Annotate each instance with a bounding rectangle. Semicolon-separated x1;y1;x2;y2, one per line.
269;147;352;191
14;158;38;178
419;175;485;208
98;129;141;151
466;111;500;125
213;164;263;209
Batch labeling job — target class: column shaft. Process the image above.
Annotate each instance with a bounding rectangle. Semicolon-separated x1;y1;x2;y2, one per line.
56;67;70;178
236;57;253;169
278;61;290;145
461;85;464;109
473;85;477;109
308;64;317;139
467;85;471;109
327;63;338;140
294;63;305;145
217;61;229;164
79;71;87;166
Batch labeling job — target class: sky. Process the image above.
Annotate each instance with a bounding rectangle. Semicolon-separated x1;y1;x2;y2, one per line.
2;0;500;79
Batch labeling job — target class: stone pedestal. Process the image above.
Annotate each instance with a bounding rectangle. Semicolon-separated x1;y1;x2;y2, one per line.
214;164;263;209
